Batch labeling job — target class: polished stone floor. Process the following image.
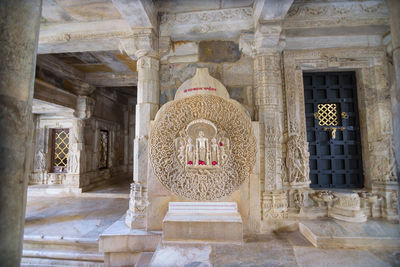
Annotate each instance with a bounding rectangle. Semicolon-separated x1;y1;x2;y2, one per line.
24;190;400;266
25;196;129;240
151;232;400;267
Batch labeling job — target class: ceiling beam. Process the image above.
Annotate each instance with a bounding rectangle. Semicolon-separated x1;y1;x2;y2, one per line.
38;19;132;54
36;54;85;81
254;0;294;25
33;78;77;111
86;72;138;87
37;55;138;88
112;0;157;30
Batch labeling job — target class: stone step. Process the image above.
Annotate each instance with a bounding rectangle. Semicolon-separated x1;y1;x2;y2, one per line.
24;235;99;252
22;249;104;262
299;218;400;249
21;257;103;267
22;235;104;265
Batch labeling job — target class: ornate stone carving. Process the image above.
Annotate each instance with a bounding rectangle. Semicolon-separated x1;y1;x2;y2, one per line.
125;183;149;229
285;1;388;28
310;190;336;207
390;192;398;210
150;95;256;200
262;191;288;220
328;192;367;223
67;147;79;174
119;30;158;59
160;7;253;37
286;134;310;185
35;149;46;171
293;189;306;211
175;119;230;168
370;135;398;184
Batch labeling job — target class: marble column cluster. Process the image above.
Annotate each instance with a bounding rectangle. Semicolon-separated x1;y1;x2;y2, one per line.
254;52;288;220
125;35;160;228
0;0;42;265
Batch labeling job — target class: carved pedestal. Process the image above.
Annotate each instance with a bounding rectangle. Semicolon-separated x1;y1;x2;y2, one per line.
163;202;243;244
125;183;149;229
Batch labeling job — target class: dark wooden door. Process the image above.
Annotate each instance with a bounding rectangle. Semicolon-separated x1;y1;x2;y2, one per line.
303;72;363;189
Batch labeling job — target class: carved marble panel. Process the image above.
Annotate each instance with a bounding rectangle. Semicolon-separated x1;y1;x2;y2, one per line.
150;94;256;200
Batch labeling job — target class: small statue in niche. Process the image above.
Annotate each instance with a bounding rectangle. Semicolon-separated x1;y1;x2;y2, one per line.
177;139;185;163
196;131;209;165
36;149;46;171
211;138;219;165
186;137;194;165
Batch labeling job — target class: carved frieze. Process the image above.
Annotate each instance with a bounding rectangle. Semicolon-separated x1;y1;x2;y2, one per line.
160;8;253;37
284;1;389;28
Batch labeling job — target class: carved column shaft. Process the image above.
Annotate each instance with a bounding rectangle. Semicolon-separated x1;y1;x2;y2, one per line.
127;55;159;229
254;52;283;191
133;56;160;185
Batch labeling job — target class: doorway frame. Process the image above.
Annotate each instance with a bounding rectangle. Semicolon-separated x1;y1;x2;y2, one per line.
283;47;397;191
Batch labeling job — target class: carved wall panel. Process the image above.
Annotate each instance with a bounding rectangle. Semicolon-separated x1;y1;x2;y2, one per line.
150;94;256;200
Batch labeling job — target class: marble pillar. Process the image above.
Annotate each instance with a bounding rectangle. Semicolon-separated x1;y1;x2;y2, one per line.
388;0;400;184
0;0;42;265
254;52;288;220
126;55;160;229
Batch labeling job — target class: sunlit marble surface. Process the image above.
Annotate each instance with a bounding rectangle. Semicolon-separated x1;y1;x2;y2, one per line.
24;196;128;240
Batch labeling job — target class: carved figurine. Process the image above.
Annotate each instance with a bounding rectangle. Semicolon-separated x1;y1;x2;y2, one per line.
186;137;194;165
196;131;209;165
211;138;219;166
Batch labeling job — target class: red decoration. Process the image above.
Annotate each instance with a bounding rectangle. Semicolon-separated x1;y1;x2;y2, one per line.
188;161;193;165
219;142;223;146
212;161;217;165
198;160;205;165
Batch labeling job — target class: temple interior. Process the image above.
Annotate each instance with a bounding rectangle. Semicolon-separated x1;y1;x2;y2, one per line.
0;0;400;266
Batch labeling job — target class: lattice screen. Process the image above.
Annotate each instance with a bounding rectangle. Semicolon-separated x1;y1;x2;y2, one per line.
317;104;338;126
52;129;69;173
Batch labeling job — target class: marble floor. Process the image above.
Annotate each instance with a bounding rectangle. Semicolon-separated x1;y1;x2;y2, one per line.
151;232;400;267
24;193;400;266
25;196;129;240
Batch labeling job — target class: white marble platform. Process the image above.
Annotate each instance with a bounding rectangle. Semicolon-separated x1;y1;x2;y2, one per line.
163;202;243;244
99;216;161;266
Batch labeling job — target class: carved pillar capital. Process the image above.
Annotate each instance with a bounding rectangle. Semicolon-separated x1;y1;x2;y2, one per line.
69;79;95;96
119;30;159;60
75;95;95;120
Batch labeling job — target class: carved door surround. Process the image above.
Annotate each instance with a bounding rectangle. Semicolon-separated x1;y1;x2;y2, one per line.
283;47;397;191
